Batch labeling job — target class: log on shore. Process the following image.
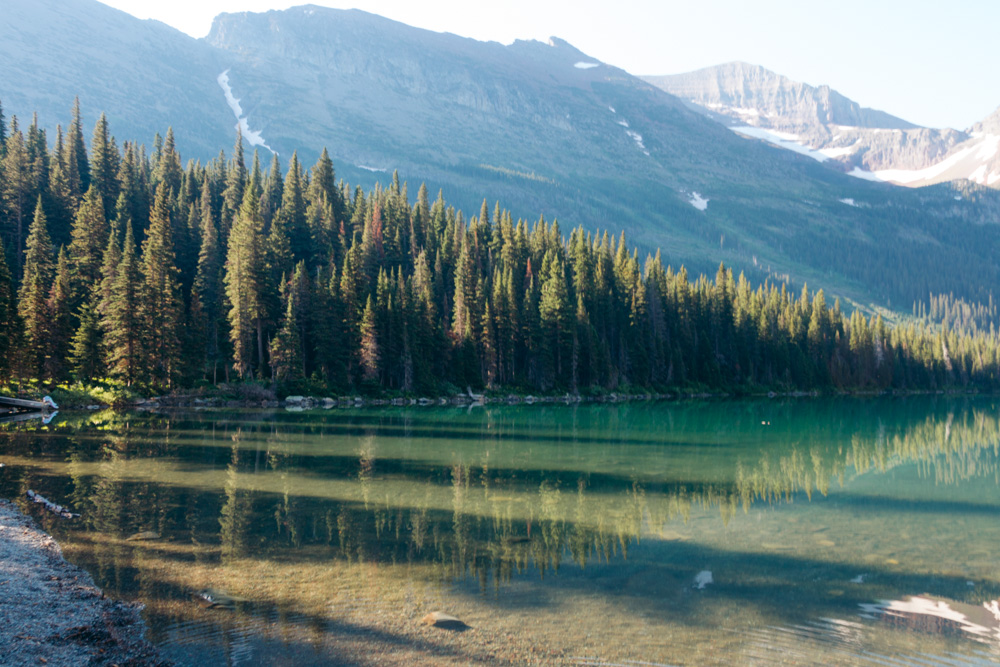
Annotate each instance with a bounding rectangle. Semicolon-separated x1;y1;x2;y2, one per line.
26;490;79;519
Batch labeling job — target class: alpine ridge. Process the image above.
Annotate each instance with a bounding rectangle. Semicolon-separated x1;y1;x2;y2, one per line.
3;0;1000;313
644;62;1000;188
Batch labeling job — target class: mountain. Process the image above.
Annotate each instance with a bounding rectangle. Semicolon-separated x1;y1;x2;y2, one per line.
644;62;1000;188
3;0;1000;311
0;0;233;157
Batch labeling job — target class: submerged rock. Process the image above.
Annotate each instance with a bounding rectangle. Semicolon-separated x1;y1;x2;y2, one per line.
194;588;249;609
125;531;160;541
421;611;469;630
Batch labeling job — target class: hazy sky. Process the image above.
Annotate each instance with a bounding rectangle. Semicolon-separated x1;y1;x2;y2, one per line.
100;0;999;130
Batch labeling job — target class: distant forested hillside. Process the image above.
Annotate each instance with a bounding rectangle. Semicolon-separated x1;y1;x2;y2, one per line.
1;105;999;396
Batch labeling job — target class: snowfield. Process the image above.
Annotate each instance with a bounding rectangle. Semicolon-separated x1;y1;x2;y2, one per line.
217;69;275;154
688;192;709;211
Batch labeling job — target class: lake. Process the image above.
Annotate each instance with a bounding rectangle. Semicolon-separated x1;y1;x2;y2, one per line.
2;397;1000;665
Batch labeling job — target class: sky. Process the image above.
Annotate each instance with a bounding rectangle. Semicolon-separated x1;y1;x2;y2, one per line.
99;0;999;130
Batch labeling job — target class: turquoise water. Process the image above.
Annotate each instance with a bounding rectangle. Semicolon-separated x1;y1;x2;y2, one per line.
2;398;1000;665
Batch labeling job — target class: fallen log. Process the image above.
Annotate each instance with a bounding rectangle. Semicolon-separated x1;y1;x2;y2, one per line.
26;490;79;519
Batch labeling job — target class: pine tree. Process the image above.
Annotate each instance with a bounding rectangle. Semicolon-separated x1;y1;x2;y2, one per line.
279;152;309;263
44;247;73;380
261;152;283;227
192;182;225;383
67;97;90;197
139;184;183;387
225;176;267;378
0;241;19;377
2;120;33;279
359;295;380;386
103;221;142;385
153;127;183;198
89;113;120;214
67;185;107;309
270;275;303;383
538;250;572;388
69;300;102;382
17;200;54;375
221;131;246;241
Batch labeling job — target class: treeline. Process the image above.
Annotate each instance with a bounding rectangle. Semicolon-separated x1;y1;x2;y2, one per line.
2;101;1000;394
914;292;999;337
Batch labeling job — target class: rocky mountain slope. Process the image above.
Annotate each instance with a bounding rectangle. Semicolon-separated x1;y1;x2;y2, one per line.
3;0;1000;310
645;62;1000;188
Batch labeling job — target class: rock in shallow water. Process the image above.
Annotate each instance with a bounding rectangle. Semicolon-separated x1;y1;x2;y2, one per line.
421;611;469;630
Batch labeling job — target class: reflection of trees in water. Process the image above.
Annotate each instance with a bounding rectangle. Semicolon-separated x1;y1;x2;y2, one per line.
733;407;1000;512
3;402;1000;593
220;437;254;561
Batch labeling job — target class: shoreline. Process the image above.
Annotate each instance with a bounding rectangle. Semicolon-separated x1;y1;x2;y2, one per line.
78;386;981;412
0;499;166;666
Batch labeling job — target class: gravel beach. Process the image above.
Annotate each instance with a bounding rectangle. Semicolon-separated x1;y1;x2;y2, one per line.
0;499;167;667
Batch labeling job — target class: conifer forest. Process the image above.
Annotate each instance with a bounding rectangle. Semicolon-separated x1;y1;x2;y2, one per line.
2;101;1000;396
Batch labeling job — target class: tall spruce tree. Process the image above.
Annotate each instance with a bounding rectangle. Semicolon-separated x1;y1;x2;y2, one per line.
0;241;19;377
225;175;267;378
17;200;54;375
139;184;183;387
192;181;225;383
45;247;73;380
67;97;89;197
2;119;32;279
89;113;119;214
67;185;107;309
103;221;142;385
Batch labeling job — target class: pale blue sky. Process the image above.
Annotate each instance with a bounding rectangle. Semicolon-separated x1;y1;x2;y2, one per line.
101;0;999;130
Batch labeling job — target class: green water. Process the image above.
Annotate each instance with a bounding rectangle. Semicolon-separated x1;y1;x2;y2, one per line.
2;398;1000;665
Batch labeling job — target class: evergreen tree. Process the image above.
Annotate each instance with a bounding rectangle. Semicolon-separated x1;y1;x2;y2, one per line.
359;295;380;386
67;97;90;196
279;152;309;263
67;185;107;308
103;221;142;385
69;300;103;382
225;176;267;378
139;185;183;387
270;275;303;382
192;182;225;383
17;200;54;375
2;120;33;279
89;113;120;214
0;241;19;377
44;246;73;380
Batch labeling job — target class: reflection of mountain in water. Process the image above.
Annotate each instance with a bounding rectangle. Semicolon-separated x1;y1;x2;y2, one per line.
2;399;1000;593
861;596;1000;647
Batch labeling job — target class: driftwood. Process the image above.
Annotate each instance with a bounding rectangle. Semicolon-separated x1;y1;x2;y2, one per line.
26;490;79;519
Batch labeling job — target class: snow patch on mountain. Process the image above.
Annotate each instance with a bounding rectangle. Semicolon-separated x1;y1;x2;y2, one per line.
839;198;858;207
819;145;859;159
688;192;709;211
217;69;275;154
574;62;599;69
730;126;828;162
357;165;387;173
626;129;649;156
872;134;999;185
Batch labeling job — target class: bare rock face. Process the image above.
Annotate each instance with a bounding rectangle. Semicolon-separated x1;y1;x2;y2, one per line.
644;62;1000;186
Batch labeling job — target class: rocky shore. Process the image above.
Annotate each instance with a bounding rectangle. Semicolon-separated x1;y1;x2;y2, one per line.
0;499;166;666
